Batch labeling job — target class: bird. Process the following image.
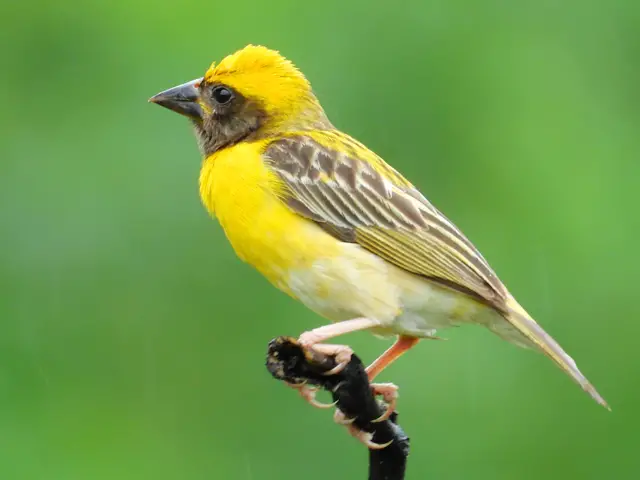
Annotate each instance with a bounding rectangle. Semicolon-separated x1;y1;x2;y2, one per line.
150;44;608;446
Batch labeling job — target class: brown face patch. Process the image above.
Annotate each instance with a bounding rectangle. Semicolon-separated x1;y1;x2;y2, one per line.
195;82;267;156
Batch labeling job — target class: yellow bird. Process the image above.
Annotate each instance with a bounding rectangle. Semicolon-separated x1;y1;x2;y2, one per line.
150;45;607;444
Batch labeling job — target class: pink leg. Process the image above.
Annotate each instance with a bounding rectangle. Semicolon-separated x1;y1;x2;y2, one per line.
364;335;420;423
298;318;382;376
292;318;382;408
295;321;419;447
298;318;382;346
366;335;420;381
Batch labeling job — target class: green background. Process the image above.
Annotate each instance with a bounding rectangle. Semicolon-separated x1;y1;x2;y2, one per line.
2;0;638;478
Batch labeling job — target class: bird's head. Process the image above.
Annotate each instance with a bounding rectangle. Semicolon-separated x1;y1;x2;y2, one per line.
150;45;331;155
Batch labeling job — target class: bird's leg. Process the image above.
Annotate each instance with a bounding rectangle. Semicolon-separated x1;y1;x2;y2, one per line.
298;317;382;346
296;324;420;449
292;318;381;408
365;335;420;422
366;335;420;381
330;335;421;450
298;317;382;375
286;343;358;409
330;336;419;448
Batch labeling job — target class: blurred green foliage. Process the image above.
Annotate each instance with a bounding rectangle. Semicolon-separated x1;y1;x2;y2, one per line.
1;0;639;478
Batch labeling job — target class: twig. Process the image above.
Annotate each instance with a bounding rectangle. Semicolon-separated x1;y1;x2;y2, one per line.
266;336;410;480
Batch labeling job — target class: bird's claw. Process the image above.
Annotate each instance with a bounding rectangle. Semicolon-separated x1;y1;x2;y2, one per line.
295;340;354;377
287;381;337;409
330;382;398;449
334;408;393;449
321;347;353;376
285;338;397;450
333;408;356;425
370;382;399;423
346;426;393;450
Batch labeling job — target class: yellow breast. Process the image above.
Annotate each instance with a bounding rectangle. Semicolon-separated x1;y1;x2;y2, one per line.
198;140;342;293
197;140;491;332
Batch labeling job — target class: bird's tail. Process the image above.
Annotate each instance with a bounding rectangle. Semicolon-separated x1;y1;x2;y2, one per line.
496;296;609;409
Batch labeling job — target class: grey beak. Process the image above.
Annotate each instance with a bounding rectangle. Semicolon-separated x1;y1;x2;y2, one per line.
149;77;204;120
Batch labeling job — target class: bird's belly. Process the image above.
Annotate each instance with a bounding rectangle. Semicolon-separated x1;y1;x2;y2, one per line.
203;147;496;335
286;241;497;338
286;242;401;324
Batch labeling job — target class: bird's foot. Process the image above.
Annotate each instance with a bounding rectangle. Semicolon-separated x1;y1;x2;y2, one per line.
331;382;398;449
370;382;399;422
286;381;336;409
333;408;393;449
285;337;354;407
297;338;354;376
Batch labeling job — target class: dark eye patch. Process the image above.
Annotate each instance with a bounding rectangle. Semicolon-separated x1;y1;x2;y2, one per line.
197;83;267;155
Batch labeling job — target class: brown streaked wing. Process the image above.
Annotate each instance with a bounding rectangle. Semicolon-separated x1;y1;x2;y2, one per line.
264;133;508;310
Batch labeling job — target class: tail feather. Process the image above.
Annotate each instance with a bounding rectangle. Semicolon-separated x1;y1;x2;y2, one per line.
501;297;609;410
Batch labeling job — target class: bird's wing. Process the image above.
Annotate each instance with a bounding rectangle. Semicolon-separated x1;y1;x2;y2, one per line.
264;131;508;310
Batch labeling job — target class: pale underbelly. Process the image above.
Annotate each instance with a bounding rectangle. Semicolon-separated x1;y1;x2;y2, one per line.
214;187;504;339
285;242;502;338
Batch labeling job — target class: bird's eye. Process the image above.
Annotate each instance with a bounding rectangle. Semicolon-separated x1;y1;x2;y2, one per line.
211;86;234;105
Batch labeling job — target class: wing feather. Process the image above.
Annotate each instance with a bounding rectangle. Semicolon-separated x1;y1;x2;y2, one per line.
264;132;507;309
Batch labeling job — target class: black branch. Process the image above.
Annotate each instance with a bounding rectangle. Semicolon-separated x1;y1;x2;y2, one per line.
266;336;410;480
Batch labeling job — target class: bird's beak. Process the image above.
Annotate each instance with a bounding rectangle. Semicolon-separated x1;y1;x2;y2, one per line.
149;78;204;120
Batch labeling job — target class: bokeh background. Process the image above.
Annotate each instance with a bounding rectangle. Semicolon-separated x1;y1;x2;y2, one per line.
2;0;639;478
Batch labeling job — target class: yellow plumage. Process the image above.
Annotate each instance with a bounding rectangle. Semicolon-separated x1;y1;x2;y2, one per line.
151;44;608;410
199;135;482;331
199;139;340;295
